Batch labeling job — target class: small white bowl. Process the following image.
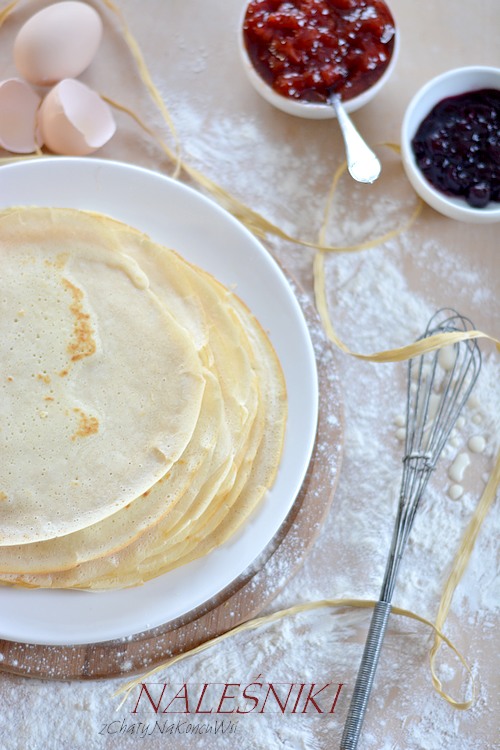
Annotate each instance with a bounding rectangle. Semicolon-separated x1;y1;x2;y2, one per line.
239;3;399;120
401;66;500;223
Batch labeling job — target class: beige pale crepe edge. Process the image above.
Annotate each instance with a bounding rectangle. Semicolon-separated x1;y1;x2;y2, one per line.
0;208;287;588
0;208;206;545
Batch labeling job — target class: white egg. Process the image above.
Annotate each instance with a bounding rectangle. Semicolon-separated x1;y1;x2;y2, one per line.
0;78;43;153
14;1;102;86
37;79;116;156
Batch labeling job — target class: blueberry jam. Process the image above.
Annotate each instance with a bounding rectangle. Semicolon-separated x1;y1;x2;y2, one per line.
411;88;500;208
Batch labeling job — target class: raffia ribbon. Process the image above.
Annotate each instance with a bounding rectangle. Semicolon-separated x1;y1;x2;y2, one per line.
1;0;499;713
428;448;500;709
114;595;481;709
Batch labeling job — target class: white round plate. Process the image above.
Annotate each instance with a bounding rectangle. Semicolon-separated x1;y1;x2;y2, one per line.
0;157;318;645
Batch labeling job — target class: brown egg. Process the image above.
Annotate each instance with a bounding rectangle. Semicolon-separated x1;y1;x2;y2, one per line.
0;78;43;153
37;79;116;156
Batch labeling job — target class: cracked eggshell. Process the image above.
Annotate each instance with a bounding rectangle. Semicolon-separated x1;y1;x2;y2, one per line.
14;1;102;86
37;78;116;156
0;78;43;153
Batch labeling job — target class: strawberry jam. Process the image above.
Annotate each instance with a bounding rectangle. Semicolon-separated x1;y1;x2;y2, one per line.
243;0;396;104
411;88;500;208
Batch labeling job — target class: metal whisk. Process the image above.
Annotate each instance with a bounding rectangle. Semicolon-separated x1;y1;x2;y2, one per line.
340;309;481;750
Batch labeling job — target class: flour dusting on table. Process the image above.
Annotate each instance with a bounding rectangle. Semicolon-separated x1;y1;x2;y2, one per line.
0;1;498;748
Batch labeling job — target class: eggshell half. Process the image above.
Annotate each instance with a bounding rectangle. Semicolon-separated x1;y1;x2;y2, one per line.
0;78;43;153
14;1;102;86
37;79;116;156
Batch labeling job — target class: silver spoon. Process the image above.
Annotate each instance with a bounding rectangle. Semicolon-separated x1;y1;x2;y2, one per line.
329;94;381;184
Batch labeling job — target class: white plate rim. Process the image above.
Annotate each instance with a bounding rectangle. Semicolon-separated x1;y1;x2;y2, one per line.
0;157;318;645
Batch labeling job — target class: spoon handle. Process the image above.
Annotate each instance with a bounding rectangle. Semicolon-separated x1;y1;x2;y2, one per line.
330;95;381;184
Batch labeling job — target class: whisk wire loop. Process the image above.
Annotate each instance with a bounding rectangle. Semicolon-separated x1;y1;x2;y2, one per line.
340;309;481;750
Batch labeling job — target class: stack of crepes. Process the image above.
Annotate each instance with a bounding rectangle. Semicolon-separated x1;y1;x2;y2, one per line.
0;207;287;590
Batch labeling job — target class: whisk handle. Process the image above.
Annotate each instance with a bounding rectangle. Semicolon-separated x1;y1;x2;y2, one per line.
340;600;392;750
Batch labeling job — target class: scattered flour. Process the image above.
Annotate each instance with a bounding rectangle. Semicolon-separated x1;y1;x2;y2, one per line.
0;2;498;750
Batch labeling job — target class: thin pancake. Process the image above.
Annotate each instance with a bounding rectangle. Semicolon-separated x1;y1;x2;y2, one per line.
0;214;259;581
0;208;205;545
0;209;287;589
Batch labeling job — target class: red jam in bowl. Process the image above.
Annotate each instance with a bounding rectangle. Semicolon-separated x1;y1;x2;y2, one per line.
242;0;396;104
411;89;500;208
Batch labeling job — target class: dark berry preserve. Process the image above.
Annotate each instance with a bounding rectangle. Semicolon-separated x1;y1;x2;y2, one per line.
242;0;396;104
411;88;500;209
